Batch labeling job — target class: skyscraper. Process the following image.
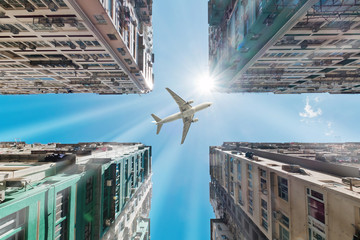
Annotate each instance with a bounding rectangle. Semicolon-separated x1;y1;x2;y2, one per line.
209;142;360;240
209;0;360;94
0;142;152;240
0;0;153;95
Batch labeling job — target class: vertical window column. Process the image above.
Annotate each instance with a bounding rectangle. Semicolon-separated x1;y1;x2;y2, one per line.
247;163;253;215
261;199;268;231
279;214;290;240
278;176;288;201
260;169;267;195
55;188;70;240
307;188;326;240
237;161;243;205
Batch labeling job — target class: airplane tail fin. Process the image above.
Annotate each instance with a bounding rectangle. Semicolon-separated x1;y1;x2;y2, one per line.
151;114;163;135
151;114;161;123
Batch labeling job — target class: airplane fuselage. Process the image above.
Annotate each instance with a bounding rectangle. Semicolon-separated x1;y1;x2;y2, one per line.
151;88;212;144
158;102;212;124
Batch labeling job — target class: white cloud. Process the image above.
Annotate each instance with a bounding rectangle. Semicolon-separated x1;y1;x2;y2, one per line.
325;130;334;136
314;97;320;102
325;121;334;136
299;97;322;118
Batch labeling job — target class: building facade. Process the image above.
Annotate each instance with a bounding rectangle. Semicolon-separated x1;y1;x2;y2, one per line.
0;141;152;240
209;0;360;94
0;0;153;95
210;218;235;240
210;142;360;240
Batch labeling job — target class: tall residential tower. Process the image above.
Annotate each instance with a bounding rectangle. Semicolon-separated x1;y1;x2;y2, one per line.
0;0;153;95
0;142;152;240
209;0;360;94
210;142;360;240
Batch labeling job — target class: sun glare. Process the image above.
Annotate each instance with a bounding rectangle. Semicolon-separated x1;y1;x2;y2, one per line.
196;71;215;94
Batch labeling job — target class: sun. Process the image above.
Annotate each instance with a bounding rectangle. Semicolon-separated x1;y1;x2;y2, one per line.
196;71;215;94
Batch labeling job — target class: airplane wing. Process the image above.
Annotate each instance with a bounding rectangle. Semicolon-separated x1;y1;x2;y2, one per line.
166;88;192;113
181;114;193;144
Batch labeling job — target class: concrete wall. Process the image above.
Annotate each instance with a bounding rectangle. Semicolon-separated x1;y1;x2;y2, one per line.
237;146;360;177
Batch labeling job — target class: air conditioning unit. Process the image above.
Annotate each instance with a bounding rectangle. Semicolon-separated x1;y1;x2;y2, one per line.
5;179;26;188
0;191;4;203
106;180;112;187
68;19;78;27
48;1;58;12
38;18;52;27
105;219;111;226
25;2;35;12
282;164;301;173
272;211;282;220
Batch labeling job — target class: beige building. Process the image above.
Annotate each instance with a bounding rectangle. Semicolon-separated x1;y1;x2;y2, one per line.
211;218;234;240
0;0;153;95
210;142;360;240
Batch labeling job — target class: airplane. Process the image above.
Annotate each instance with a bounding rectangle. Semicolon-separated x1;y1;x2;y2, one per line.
151;88;212;144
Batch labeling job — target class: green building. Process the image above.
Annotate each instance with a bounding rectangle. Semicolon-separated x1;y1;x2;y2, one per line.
0;142;152;240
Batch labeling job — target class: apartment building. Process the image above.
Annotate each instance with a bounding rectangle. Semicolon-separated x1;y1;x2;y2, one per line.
0;141;152;240
210;218;235;240
0;0;153;95
209;0;360;94
210;142;360;240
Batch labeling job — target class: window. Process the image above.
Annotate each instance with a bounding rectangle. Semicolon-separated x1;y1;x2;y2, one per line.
247;163;252;171
261;218;268;231
260;169;267;194
261;199;267;210
261;178;267;189
86;176;93;204
84;222;92;240
248;180;253;188
55;188;70;239
308;197;325;223
230;157;234;173
248;190;253;215
307;188;326;240
279;225;290;240
238;185;243;205
280;215;289;228
0;208;27;240
94;15;106;24
237;162;241;181
278;176;288;201
261;199;268;231
260;169;266;178
230;176;234;196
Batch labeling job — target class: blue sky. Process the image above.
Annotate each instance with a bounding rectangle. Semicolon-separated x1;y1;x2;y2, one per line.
2;0;360;239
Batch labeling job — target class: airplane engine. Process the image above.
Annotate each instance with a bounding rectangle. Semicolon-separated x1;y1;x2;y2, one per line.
192;118;199;123
187;100;194;104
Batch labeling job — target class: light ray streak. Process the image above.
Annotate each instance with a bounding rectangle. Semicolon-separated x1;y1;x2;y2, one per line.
0;99;137;140
150;141;182;224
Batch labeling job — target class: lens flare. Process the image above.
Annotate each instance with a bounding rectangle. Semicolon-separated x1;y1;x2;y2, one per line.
196;71;215;94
